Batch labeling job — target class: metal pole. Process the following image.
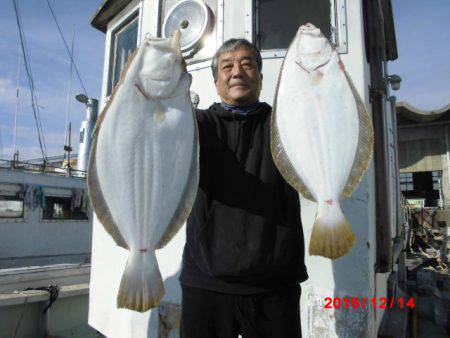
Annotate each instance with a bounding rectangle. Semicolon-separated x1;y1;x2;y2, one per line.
64;25;75;149
77;99;98;172
65;122;72;176
13;41;21;155
445;125;450;192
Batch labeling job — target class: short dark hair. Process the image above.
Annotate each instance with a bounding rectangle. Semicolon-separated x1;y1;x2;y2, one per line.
211;39;262;80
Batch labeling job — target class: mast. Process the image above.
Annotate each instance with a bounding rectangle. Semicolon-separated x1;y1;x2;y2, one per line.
64;25;75;164
13;34;21;158
64;122;72;175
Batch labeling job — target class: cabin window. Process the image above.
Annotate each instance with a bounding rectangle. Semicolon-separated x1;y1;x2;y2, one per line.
255;0;331;50
0;195;24;218
0;184;23;218
107;14;139;95
42;196;88;220
400;171;442;208
400;172;413;192
432;171;441;191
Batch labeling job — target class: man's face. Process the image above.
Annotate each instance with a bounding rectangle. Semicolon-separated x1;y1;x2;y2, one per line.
215;46;263;106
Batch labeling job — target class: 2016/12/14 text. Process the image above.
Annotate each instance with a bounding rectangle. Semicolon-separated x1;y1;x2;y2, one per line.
323;297;415;309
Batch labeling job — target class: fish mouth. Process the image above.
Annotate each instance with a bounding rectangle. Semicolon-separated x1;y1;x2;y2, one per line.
299;23;321;36
299;23;319;31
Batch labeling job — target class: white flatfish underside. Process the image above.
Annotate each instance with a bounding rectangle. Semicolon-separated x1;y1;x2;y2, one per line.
271;24;373;259
87;33;199;312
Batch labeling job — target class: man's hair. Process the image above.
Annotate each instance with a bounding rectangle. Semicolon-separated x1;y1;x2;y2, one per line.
211;39;262;81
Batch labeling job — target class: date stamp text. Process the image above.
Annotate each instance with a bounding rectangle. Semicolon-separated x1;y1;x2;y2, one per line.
324;297;415;309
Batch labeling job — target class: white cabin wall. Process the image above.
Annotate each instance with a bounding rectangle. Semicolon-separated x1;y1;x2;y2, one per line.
223;0;249;39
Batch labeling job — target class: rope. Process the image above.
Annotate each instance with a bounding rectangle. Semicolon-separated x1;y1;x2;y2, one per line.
23;284;60;313
13;296;28;338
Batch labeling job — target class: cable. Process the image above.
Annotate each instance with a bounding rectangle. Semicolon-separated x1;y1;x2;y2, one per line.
13;296;27;338
16;1;48;157
14;0;47;160
45;0;88;97
11;0;47;161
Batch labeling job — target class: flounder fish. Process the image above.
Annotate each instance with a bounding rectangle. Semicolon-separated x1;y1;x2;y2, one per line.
87;31;199;312
271;23;374;259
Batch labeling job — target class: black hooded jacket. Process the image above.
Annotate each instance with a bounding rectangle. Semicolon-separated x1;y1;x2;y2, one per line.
179;102;308;294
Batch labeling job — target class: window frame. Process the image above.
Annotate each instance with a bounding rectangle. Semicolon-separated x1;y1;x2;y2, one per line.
253;0;347;58
41;194;89;221
0;195;24;219
399;172;413;192
432;170;442;191
106;9;141;96
0;183;24;221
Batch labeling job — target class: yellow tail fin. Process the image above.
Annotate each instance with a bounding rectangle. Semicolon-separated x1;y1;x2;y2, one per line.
117;250;165;312
309;215;356;259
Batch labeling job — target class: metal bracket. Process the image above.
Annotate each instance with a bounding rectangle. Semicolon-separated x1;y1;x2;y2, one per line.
332;0;348;54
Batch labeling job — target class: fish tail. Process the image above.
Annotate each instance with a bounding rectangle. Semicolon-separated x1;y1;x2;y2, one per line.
309;201;356;259
117;250;165;312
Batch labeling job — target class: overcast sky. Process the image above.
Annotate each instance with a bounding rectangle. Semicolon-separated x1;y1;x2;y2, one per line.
0;0;449;160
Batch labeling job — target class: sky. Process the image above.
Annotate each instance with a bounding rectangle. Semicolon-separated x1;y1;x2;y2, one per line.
0;0;449;160
389;0;450;110
0;0;104;160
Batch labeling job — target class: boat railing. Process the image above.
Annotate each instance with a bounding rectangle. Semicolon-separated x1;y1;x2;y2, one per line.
0;158;86;178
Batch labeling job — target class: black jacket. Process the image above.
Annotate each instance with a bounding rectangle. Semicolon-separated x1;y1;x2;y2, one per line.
179;102;308;294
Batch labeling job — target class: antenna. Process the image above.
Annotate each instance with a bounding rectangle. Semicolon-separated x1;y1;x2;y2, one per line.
13;40;21;156
64;122;73;176
64;25;75;160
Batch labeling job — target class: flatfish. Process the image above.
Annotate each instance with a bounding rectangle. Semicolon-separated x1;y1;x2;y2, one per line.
87;31;199;312
271;24;373;259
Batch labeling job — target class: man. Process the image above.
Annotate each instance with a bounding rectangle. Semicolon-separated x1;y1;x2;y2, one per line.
179;39;308;338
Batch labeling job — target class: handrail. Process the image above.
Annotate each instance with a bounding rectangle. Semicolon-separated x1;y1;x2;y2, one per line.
0;159;86;178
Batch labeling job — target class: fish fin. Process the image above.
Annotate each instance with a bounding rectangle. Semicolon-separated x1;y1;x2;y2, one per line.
308;205;356;259
87;133;129;250
271;43;316;201
117;250;165;312
156;104;199;249
271;109;316;200
340;71;374;198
